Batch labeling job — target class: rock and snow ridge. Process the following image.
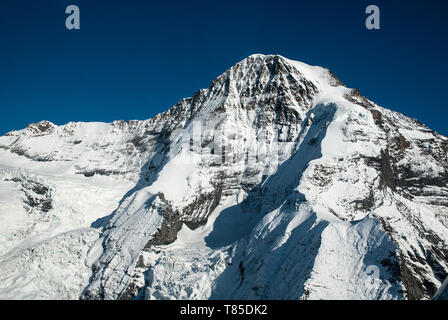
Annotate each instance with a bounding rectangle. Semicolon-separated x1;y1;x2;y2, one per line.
0;54;447;300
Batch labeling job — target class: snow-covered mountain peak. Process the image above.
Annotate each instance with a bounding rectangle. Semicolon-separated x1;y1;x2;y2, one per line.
0;54;447;301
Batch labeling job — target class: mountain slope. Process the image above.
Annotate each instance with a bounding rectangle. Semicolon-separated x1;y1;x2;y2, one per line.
433;276;448;300
0;54;446;300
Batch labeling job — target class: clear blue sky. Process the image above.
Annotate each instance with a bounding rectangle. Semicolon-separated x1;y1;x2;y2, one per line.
1;0;447;135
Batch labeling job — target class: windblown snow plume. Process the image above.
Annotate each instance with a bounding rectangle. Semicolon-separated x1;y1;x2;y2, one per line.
0;54;447;300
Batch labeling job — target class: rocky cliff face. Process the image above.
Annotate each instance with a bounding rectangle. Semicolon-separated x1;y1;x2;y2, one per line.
0;54;446;300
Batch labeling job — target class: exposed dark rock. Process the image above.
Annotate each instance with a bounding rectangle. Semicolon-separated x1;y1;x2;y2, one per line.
379;149;396;191
380;251;401;284
25;121;55;135
392;135;410;152
119;281;141;300
352;188;375;212
9;148;54;162
6;177;53;214
310;164;334;188
143;212;182;249
182;179;224;230
379;215;447;300
77;169;129;177
400;260;426;300
239;261;245;285
37;122;53;133
130;136;146;150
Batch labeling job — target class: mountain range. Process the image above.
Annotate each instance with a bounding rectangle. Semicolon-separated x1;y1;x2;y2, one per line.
0;54;447;300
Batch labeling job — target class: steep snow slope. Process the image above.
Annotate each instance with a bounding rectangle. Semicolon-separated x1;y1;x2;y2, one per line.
433;276;448;300
0;54;447;300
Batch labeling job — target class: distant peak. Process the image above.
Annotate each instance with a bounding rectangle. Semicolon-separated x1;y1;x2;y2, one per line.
25;120;56;134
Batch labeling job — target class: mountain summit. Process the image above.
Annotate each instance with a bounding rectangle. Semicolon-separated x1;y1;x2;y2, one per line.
0;54;447;300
